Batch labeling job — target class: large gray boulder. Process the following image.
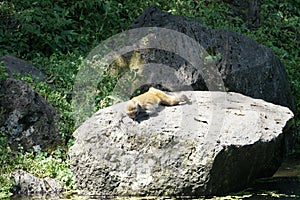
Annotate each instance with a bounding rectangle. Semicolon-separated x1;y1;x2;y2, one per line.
130;7;295;113
0;78;61;151
69;91;294;196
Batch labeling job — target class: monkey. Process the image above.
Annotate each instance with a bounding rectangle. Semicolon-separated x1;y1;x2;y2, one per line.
126;87;189;119
109;51;145;76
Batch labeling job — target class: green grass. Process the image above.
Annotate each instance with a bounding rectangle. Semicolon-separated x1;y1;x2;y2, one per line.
0;131;75;198
0;0;299;197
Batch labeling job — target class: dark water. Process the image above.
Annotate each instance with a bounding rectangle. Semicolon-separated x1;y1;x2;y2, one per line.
9;155;300;200
243;154;300;199
9;194;65;200
274;154;300;177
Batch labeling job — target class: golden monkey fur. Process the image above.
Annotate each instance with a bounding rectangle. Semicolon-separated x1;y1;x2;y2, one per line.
126;87;189;119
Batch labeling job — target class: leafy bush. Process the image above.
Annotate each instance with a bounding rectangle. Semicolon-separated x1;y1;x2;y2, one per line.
26;53;82;145
247;1;300;123
0;130;74;198
0;62;9;80
0;0;146;59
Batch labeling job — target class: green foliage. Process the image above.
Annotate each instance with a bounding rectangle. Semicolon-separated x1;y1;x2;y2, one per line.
247;1;300;121
0;131;75;197
0;0;145;59
0;130;74;197
23;53;82;145
1;1;92;58
0;0;242;59
0;132;14;198
22;150;75;189
0;62;9;80
96;70;119;110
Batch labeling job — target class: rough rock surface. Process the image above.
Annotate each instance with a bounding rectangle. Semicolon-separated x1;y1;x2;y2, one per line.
0;55;46;81
130;7;295;113
69;91;294;196
0;78;61;151
12;170;64;194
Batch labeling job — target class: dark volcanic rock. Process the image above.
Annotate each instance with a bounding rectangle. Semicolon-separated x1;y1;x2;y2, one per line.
0;55;46;81
130;7;295;113
0;78;61;151
69;91;294;196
